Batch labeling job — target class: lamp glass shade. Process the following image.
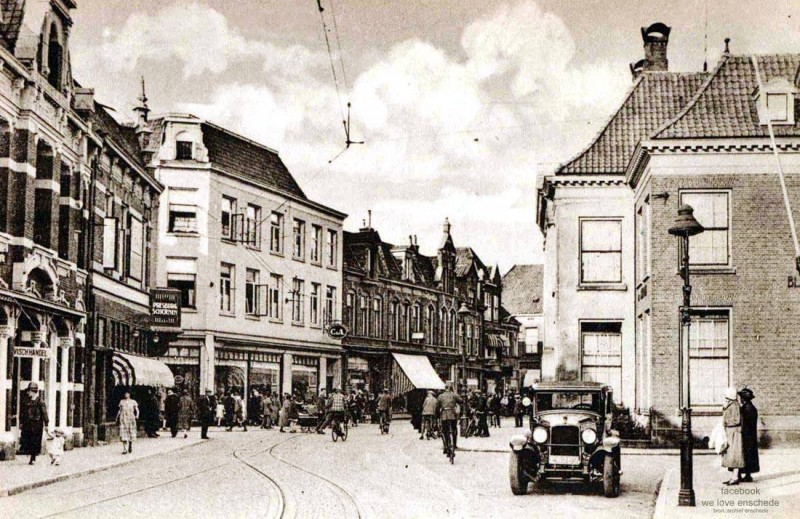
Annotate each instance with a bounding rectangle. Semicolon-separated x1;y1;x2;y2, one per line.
457;303;471;315
668;204;704;237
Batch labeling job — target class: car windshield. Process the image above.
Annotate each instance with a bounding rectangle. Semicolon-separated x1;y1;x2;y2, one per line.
535;391;602;413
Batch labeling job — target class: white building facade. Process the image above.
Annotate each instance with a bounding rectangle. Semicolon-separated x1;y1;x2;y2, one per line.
150;114;346;400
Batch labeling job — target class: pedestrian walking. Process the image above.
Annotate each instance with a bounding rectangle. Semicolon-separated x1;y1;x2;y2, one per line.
721;387;744;484
738;388;760;482
279;393;292;432
224;391;235;429
233;391;248;431
178;390;195;438
197;389;216;440
513;395;524;427
165;388;180;437
116;391;139;454
475;391;490;437
215;394;225;427
421;390;438;440
47;428;66;466
19;382;48;465
144;389;160;438
262;394;274;429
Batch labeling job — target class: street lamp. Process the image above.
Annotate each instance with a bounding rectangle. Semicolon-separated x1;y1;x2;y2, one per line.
668;204;705;507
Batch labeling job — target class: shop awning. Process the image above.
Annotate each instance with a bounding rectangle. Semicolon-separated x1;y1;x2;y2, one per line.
113;352;175;388
391;353;446;393
523;370;540;388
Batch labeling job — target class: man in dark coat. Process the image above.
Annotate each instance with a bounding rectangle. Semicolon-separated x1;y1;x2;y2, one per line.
144;390;160;438
475;391;490;437
224;392;236;431
19;382;48;464
164;388;181;438
197;389;216;440
738;388;760;482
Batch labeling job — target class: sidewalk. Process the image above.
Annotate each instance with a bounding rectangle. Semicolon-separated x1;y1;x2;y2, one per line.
0;430;205;497
653;449;800;518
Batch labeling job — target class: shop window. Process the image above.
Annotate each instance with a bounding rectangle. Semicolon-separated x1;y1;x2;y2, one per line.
581;322;622;397
580;219;622;283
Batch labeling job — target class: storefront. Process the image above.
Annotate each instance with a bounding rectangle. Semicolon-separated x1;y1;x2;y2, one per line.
291;355;319;399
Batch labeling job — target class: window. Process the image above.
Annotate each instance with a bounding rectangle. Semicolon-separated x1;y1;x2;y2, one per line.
168;188;198;233
358;295;368;336
176;140;193;160
425;305;434;340
245;204;261;247
390;300;399;339
293;219;305;259
310;283;321;325
440;308;448;346
401;303;410;341
220;263;234;313
270;212;283;253
372;298;382;337
411;304;421;334
166;258;197;308
325;286;337;323
766;93;789;122
221;196;237;240
345;291;355;331
310;225;322;263
581;322;622;397
127;215;144;282
326;229;338;268
268;274;283;320
291;279;305;323
245;269;260;315
102;217;118;270
580;219;622;283
525;327;539;354
688;311;730;405
680;191;730;266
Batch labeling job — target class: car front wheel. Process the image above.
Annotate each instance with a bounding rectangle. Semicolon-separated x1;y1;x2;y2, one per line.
603;454;621;498
509;452;529;495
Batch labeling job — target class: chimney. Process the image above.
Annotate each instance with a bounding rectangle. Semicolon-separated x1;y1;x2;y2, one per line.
630;23;671;79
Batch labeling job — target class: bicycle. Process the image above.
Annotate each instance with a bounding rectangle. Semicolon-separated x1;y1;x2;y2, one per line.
441;419;456;464
331;413;348;442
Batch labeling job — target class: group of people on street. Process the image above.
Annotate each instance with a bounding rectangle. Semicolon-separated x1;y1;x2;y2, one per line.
720;386;760;485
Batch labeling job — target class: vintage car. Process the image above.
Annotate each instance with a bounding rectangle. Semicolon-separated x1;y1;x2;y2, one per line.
508;381;621;497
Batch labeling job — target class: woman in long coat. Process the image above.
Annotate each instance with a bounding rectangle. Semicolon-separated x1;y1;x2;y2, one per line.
19;382;48;464
116;391;139;454
178;390;195;438
278;393;292;432
722;387;744;484
738;388;760;482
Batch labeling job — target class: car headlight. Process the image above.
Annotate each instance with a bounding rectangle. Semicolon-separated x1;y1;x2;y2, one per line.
581;428;597;444
532;427;548;444
522;397;531;407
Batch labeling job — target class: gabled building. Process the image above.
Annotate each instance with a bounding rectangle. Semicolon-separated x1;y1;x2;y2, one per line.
536;23;708;406
628;50;800;442
502;264;544;389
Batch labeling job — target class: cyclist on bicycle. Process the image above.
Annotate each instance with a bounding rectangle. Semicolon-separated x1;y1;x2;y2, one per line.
316;387;346;433
420;390;438;440
377;388;392;429
437;383;462;455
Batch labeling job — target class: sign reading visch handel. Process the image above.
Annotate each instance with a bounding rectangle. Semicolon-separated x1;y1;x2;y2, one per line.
150;288;182;328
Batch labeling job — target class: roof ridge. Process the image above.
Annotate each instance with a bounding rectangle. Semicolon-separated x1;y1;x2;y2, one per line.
202;120;282;156
651;53;732;140
554;75;645;175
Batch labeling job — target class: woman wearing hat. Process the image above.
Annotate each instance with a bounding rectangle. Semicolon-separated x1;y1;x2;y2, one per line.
738;388;759;482
19;382;48;464
721;386;744;484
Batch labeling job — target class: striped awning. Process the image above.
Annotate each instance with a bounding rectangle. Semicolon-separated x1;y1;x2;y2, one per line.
112;352;175;388
391;353;446;393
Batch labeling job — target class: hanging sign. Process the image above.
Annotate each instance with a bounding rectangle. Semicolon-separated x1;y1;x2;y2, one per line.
151;288;182;328
14;347;51;358
327;323;348;339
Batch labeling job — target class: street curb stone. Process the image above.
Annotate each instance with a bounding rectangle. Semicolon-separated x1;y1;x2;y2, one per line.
652;468;674;519
1;439;206;497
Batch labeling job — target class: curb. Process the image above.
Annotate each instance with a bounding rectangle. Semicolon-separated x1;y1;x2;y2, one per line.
1;439;206;497
651;468;674;519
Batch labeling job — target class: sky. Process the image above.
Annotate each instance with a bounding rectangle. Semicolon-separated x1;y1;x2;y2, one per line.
68;0;800;271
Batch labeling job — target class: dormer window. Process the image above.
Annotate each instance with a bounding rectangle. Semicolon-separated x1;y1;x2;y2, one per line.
176;140;193;160
755;78;796;126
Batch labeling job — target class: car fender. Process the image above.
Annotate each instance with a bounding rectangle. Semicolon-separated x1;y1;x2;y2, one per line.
589;436;621;470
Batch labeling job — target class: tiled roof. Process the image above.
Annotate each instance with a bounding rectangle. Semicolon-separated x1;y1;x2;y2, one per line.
344;230;440;286
557;72;708;175
455;247;488;279
654;54;800;139
502;264;544;315
89;104;149;171
202;122;306;200
0;0;25;52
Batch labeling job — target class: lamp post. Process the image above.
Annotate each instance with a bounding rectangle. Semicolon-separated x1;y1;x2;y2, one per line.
668;204;705;507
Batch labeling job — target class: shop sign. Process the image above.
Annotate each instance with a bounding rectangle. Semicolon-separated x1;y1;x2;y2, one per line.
14;347;51;358
31;331;46;343
327;323;348;339
151;288;182;327
59;337;74;348
348;357;369;371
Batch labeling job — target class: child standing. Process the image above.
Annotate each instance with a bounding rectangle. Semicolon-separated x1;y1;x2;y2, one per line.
48;429;66;466
215;397;225;427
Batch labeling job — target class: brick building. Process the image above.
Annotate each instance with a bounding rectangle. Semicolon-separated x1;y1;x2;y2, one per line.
150;113;346;402
628;51;800;443
342;219;517;399
0;0;166;456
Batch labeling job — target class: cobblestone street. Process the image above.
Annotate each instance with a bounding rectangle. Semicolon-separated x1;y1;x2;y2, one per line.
3;421;667;519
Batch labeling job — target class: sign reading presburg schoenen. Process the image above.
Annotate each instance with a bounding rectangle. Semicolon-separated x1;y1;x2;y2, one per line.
150;288;182;328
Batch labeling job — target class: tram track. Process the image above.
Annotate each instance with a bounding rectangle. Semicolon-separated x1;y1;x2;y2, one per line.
33;434;289;519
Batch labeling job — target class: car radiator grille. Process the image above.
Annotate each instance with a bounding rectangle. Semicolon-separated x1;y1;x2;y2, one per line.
549;425;580;456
